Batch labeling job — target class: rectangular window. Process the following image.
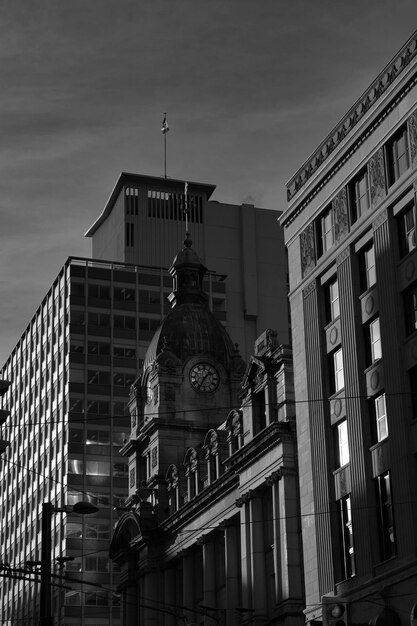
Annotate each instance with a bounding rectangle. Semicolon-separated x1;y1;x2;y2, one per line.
369;318;382;363
404;282;417;335
339;495;355;579
113;345;137;359
376;471;396;560
362;244;376;291
328;278;340;322
114;315;136;330
319;207;334;255
114;286;135;302
337;420;350;467
387;125;410;185
88;341;110;356
88;284;110;300
398;203;416;258
126;222;134;247
86;460;110;476
333;348;345;393
349;169;370;222
375;393;388;442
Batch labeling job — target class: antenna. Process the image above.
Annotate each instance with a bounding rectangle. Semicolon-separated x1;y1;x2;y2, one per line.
184;181;189;235
161;112;169;178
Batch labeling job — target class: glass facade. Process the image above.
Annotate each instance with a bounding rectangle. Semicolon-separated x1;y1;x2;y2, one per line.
0;256;227;625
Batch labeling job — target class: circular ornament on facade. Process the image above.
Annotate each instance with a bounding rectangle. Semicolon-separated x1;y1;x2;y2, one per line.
365;295;375;316
330;326;338;345
189;363;220;393
333;398;342;417
370;370;380;390
405;258;416;282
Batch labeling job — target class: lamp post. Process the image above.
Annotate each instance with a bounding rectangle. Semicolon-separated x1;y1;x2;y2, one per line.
39;500;99;626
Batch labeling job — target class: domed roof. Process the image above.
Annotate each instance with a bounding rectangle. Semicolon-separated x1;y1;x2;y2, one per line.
143;301;235;372
142;234;235;374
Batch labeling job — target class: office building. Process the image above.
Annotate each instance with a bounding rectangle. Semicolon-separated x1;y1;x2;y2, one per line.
281;31;417;625
85;172;290;358
110;237;303;626
0;254;230;625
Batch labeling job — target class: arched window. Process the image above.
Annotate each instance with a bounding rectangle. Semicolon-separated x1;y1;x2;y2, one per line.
166;464;181;514
226;410;243;455
184;448;200;502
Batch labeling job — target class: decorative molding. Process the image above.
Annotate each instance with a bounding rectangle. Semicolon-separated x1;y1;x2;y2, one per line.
333;188;349;243
408;109;417;167
302;278;317;299
369;148;387;210
300;223;316;278
286;34;417;201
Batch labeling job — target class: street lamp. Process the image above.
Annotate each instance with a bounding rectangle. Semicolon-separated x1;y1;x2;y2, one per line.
39;500;99;626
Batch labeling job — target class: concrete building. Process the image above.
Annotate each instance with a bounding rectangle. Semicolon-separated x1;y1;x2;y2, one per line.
85;172;290;358
110;237;303;626
281;31;417;625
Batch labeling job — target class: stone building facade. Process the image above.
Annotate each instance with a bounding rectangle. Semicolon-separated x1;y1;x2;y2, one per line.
281;30;417;625
110;237;303;626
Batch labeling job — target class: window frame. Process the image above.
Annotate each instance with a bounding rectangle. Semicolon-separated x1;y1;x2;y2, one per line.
375;393;388;442
387;125;410;186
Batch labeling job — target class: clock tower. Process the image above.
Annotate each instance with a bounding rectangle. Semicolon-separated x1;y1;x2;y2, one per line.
123;233;245;517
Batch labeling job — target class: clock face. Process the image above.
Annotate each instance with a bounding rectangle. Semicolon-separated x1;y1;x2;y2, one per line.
189;363;220;393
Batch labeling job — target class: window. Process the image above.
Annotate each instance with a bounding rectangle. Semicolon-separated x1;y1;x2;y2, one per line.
387;125;410;185
85;591;109;606
88;284;110;300
126;222;134;247
87;370;110;386
362;244;376;291
86;460;110;476
376;471;396;560
398;203;416;257
369;318;382;363
404;282;417;335
319;206;334;255
85;523;110;540
114;315;136;330
114;287;135;302
86;399;110;415
113;345;136;359
71;283;85;298
113;372;135;387
88;312;110;327
332;348;345;394
68;459;84;475
139;317;160;332
339;495;355;579
253;389;267;434
88;341;110;356
85;555;109;572
113;462;128;478
86;430;110;446
336;420;350;467
327;278;340;322
349;169;370;222
375;393;388;442
66;523;82;538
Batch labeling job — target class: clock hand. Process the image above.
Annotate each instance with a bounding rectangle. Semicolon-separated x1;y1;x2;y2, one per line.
198;372;210;389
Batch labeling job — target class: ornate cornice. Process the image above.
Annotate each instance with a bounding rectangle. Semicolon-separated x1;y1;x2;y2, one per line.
286;33;417;204
283;33;417;224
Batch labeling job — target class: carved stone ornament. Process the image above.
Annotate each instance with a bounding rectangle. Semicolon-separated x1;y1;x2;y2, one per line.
368;148;387;210
300;222;316;278
408;111;417;168
333;188;349;244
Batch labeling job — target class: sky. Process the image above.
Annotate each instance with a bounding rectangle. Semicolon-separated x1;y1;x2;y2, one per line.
0;0;417;366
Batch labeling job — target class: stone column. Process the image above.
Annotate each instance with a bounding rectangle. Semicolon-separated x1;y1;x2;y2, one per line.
164;565;176;626
223;519;240;626
200;536;216;625
250;494;268;624
182;550;195;625
236;492;252;612
267;474;282;604
143;567;159;626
